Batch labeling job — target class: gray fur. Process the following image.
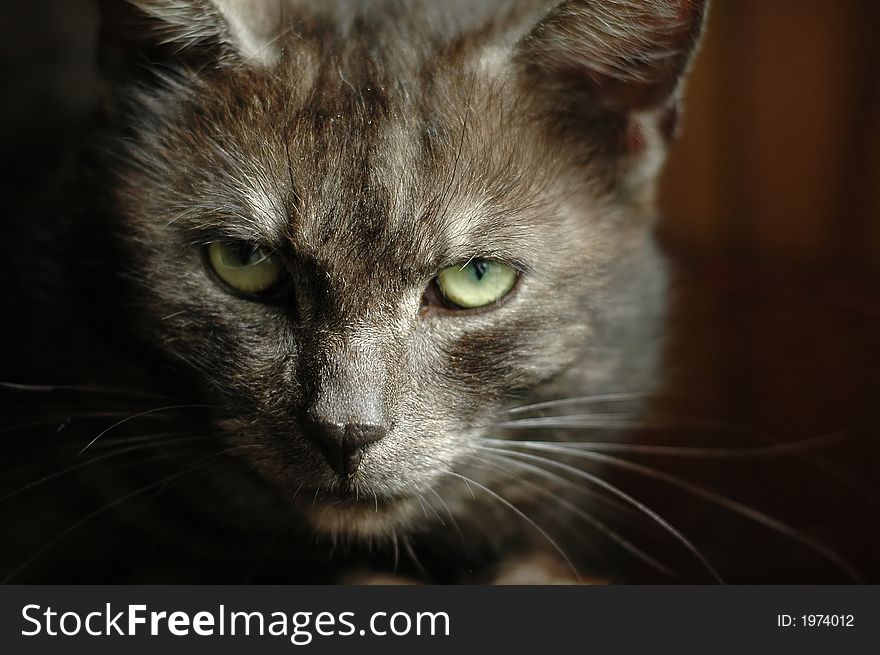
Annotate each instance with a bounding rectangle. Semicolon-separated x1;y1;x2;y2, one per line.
102;0;706;571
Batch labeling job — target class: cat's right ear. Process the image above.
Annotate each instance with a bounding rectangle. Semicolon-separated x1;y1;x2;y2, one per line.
512;0;708;182
98;0;281;85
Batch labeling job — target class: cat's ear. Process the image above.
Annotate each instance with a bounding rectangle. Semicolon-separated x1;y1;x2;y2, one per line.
513;0;708;173
99;0;281;80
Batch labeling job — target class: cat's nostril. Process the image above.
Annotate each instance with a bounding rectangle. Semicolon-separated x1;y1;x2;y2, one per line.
303;419;387;478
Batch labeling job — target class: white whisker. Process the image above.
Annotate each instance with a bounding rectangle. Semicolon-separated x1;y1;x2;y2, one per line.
502;391;650;416
3;445;259;584
494;433;846;459
0;381;179;401
495;416;735;431
440;469;581;582
478;444;723;583
490;439;862;582
0;435;208;503
76;404;212;456
469;449;677;579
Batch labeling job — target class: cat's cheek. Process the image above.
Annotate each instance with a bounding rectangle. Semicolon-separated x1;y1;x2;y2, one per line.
439;319;593;404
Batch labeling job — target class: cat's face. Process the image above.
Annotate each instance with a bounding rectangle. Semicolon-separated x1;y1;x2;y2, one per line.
105;0;706;538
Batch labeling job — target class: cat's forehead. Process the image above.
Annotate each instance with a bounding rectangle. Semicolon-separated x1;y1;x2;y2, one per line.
233;116;548;279
176;50;555;278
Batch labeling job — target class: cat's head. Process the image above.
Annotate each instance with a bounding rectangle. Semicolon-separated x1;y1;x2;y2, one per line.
100;0;707;539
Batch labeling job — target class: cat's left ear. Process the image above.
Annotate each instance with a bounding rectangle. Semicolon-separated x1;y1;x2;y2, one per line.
514;0;708;172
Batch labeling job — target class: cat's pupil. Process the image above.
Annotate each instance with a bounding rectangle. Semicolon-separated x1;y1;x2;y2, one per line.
471;260;489;281
229;243;263;267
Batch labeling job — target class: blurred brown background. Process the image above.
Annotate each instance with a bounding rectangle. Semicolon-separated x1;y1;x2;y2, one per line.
662;0;880;274
646;0;880;582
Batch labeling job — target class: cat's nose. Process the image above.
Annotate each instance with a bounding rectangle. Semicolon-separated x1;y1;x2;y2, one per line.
304;419;387;477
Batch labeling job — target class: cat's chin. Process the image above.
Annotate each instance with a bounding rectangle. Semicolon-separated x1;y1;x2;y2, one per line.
300;493;422;540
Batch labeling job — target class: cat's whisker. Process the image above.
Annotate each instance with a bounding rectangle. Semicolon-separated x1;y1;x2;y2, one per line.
420;485;464;547
3;445;259;584
478;444;723;583
0;431;183;461
0;412;146;437
439;468;581;583
0;435;209;503
489;433;847;459
76;404;213;456
414;490;446;528
495;416;743;431
414;493;430;521
153;443;263;497
390;532;401;574
0;381;180;402
152;444;262;499
489;439;863;583
89;431;200;450
481;445;653;530
468;449;677;579
453;471;477;502
424;494;447;527
501;391;651;416
402;536;428;580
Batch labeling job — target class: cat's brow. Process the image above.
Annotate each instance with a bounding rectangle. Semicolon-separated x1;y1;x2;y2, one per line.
435;204;546;271
171;182;291;247
438;241;532;272
176;211;287;249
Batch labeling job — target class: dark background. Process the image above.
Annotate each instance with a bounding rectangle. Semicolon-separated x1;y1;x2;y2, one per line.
0;0;878;583
654;0;880;583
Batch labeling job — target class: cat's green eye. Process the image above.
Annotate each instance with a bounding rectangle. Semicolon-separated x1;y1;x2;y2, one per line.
206;241;285;296
436;260;518;309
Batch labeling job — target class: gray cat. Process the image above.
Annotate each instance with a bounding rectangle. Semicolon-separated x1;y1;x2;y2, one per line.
1;0;708;583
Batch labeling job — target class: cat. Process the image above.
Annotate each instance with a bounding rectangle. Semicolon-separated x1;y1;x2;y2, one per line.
0;0;711;583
